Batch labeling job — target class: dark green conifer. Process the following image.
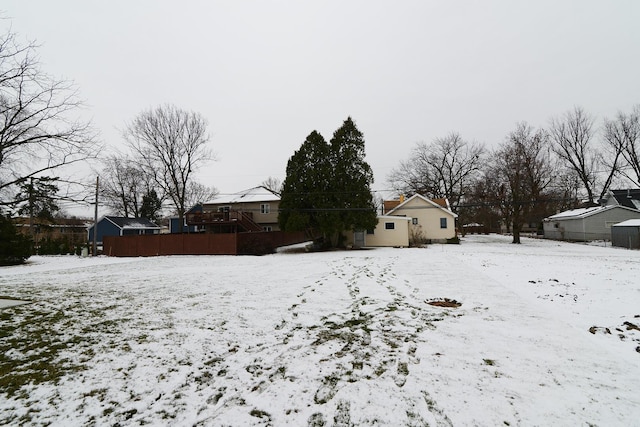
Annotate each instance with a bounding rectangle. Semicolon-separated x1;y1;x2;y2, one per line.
280;118;377;247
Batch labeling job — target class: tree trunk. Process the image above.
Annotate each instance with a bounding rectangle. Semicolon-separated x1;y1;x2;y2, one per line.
512;220;521;244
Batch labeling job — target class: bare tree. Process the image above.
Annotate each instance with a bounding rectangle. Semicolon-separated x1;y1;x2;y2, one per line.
492;123;554;244
261;176;282;194
387;133;485;211
124;104;213;229
549;107;600;204
0;27;100;205
184;181;218;209
99;154;156;217
602;105;640;187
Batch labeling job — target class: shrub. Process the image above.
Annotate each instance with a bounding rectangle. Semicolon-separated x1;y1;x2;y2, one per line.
446;236;460;244
0;215;32;265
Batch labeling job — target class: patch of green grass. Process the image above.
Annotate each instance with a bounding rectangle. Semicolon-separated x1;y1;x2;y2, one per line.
0;303;119;399
397;362;409;376
250;408;271;419
83;388;108;399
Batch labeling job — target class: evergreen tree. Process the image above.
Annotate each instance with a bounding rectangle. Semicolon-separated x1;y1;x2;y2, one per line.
14;177;60;221
280;118;377;247
329;117;378;244
279;131;332;236
0;214;32;265
140;189;163;222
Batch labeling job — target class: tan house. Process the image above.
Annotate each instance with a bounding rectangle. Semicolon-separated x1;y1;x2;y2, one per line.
194;186;281;232
385;194;458;243
345;195;458;247
346;215;412;248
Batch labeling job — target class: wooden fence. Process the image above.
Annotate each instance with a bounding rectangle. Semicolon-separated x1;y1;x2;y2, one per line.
103;231;308;257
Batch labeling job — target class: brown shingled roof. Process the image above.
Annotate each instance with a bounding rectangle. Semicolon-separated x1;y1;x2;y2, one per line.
431;198;450;209
383;200;402;214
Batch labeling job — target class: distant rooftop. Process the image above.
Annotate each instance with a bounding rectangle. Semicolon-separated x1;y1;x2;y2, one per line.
613;219;640;227
548;206;603;220
608;189;640;210
206;186;280;204
104;216;161;229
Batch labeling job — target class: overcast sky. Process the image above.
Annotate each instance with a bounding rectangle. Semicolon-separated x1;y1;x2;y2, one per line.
3;1;640;214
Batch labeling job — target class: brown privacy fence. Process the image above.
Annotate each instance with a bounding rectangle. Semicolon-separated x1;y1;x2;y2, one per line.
103;231;308;257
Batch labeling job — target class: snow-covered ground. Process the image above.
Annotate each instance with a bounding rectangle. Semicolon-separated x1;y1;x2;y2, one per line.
0;234;638;426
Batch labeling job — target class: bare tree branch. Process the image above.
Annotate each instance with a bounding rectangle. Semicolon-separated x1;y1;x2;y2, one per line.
387;132;485;212
603;105;640;188
0;27;101;204
549;106;601;204
123;104;214;228
492;122;554;243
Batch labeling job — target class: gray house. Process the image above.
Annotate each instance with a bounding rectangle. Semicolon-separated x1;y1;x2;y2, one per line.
611;219;640;249
543;205;640;242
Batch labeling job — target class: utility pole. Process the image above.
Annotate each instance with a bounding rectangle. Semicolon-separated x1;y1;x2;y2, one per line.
28;177;36;254
93;176;99;256
28;177;34;240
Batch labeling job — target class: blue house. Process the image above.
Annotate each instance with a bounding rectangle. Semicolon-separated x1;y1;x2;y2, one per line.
169;204;203;233
87;216;161;245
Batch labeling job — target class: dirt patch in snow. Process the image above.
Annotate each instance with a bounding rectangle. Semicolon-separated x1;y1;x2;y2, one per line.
426;298;462;308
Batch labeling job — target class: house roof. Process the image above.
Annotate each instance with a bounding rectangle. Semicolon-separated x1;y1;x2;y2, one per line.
206;186;280;204
103;216;161;230
609;189;640;210
383;200;402;214
612;219;640;227
13;217;90;228
545;205;639;221
386;194;458;218
431;198;451;209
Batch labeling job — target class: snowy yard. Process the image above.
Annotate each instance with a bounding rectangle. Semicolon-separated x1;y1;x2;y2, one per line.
0;234;639;426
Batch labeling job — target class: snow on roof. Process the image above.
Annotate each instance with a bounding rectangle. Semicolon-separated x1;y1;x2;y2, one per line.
612;219;640;227
104;216;161;229
206;186;280;204
547;206;604;220
609;189;640;210
547;205;640;221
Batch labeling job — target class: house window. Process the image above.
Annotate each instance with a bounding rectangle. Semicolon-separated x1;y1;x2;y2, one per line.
412;218;418;225
366;229;375;235
385;222;395;230
260;203;270;214
263;226;272;232
440;218;447;229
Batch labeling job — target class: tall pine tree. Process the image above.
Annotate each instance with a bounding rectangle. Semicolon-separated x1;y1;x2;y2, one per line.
279;131;331;236
279;118;377;247
329;117;377;245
